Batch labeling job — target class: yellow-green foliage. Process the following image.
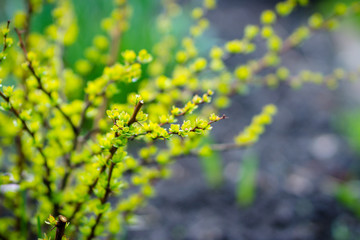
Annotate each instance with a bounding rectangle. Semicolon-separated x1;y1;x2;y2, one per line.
0;0;359;239
234;104;277;146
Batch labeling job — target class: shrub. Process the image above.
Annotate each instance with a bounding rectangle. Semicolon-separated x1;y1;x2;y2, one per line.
0;0;359;239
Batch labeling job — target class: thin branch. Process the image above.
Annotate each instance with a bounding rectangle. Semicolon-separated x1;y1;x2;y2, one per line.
72;113;225;235
76;95;91;139
79;128;100;144
14;28;78;135
211;142;247;151
101;162;116;204
66;97;144;220
159;97;209;127
60;80;115;191
86;161;116;240
0;20;11;64
67;146;118;222
86;212;103;240
14;30;77;204
60;154;72;191
129;114;227;141
2;20;10;52
76;79;114;145
15;134;26;181
127;100;144;126
0;91;55;208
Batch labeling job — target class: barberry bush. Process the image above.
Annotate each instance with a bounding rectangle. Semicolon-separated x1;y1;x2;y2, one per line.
0;0;359;239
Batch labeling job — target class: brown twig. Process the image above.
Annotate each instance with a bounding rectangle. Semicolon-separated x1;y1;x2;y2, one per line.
60;154;72;191
159;97;209;127
127;100;144;126
15;134;26;181
2;20;10;52
86;212;103;240
55;215;67;240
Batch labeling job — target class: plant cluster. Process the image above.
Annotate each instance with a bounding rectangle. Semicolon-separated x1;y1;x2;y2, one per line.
0;0;359;239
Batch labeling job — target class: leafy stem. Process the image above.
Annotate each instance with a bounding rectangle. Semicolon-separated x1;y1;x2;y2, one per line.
0;91;55;210
14;28;78;135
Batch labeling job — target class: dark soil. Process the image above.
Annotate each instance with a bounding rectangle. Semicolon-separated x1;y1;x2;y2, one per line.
127;0;360;239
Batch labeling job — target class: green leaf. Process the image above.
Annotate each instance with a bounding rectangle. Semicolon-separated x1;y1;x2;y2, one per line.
236;151;258;206
37;216;42;238
199;136;223;188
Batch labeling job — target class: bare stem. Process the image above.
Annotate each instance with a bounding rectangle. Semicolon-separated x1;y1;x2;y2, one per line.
55;215;67;240
127;100;144;126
